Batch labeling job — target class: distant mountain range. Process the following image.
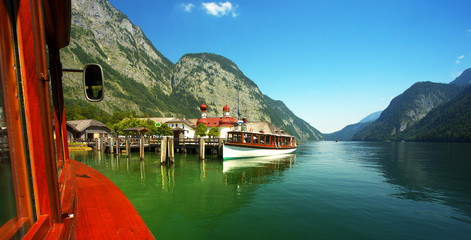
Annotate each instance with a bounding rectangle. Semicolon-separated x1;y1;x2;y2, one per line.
323;111;381;141
61;0;322;141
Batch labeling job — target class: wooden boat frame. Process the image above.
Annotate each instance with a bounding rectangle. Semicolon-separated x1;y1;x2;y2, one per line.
0;0;154;239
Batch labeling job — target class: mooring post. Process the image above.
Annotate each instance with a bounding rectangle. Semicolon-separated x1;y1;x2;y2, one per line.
218;138;223;159
160;136;167;164
140;135;145;160
126;136;130;157
110;137;114;154
199;137;205;160
115;137;120;155
97;138;102;151
168;136;174;164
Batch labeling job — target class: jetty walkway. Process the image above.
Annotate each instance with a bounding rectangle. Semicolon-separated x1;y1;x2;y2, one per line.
74;137;224;161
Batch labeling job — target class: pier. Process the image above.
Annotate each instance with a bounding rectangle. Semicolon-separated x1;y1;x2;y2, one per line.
77;137;224;161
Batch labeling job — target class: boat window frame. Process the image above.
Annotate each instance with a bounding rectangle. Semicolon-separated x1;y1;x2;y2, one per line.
0;0;37;237
244;133;251;143
252;134;259;144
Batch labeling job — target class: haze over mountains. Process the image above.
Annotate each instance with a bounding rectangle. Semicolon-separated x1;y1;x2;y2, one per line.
61;0;323;141
323;111;381;141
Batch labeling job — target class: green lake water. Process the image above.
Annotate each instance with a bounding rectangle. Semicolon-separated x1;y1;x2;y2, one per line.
70;141;471;239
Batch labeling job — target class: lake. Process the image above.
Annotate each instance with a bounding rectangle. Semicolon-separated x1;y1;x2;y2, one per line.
70;141;471;239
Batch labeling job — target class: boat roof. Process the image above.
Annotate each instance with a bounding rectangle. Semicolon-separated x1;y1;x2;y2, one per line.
238;121;293;137
228;130;294;138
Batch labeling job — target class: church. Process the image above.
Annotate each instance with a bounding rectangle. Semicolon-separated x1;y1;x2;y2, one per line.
196;103;238;138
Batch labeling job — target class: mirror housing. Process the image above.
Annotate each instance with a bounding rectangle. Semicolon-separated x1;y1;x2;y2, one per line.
83;64;104;102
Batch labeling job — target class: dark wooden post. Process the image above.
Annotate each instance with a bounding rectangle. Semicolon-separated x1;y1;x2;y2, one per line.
126;136;130;157
218;138;223;159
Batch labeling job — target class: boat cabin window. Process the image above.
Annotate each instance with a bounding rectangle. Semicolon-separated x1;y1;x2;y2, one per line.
253;134;259;144
244;134;251;143
228;132;242;143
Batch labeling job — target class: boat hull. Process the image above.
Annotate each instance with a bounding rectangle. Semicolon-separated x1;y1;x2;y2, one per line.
223;143;296;160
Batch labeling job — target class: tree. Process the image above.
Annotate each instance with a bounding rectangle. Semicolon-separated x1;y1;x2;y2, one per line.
195;123;207;137
157;123;173;136
143;119;158;136
112;115;143;136
208;127;220;138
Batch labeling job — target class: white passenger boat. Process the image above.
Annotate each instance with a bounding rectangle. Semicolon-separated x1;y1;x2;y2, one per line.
223;131;296;160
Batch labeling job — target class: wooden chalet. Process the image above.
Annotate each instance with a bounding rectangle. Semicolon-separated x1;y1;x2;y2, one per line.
66;119;112;142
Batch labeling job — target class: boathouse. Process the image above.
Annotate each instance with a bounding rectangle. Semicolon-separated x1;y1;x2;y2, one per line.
66;119;112;142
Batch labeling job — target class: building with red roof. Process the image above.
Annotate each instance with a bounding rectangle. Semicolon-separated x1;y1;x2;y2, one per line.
196;103;238;138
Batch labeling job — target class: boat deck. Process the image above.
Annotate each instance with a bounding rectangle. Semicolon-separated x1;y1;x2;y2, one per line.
72;160;154;239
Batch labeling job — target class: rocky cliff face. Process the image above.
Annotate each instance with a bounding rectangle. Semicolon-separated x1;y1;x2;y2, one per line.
60;0;323;141
172;53;323;140
61;0;174;115
172;53;269;120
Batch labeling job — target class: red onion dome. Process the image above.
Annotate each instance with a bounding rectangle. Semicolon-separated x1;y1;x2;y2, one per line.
200;103;207;111
223;104;230;112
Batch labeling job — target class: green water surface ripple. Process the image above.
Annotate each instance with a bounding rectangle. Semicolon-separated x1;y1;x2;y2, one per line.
70;141;471;239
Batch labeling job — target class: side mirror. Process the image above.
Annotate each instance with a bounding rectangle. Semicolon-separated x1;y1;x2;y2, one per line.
83;64;104;102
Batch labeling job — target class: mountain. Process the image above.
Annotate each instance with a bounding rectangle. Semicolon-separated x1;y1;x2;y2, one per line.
450;68;471;87
323;111;381;141
171;53;323;141
393;85;471;142
358;111;382;123
61;0;175;116
352;82;462;141
60;0;322;141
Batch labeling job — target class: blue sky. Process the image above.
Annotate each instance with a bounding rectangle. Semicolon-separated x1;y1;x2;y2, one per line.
108;0;471;133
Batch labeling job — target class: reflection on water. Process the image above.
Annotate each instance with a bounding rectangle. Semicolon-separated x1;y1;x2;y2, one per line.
223;154;295;173
69;142;471;240
363;142;471;220
223;154;295;185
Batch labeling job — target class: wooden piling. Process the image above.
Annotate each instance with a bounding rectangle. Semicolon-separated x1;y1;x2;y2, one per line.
115;138;120;155
199;137;205;160
217;138;223;159
140;135;144;159
110;138;114;154
126;136;130;157
168;136;174;164
96;138;101;151
160;136;167;164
